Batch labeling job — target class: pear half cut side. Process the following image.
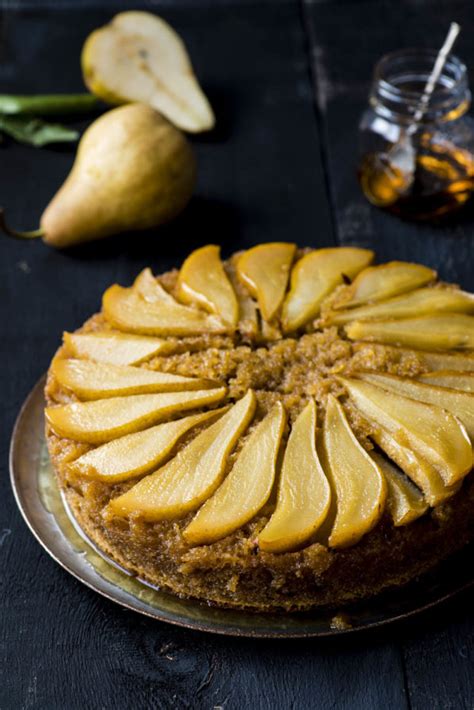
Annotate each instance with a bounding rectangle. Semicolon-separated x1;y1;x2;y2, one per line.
258;400;331;553
184;402;286;545
107;390;256;520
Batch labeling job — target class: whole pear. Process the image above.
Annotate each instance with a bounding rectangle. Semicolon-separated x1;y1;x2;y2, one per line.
40;103;196;247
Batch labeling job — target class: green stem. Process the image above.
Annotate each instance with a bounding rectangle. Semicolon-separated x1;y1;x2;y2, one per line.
0;209;44;240
0;93;98;116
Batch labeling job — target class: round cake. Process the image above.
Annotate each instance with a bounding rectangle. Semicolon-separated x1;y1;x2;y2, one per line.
45;243;474;612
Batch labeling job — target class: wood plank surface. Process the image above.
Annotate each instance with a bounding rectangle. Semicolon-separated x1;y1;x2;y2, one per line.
0;1;472;709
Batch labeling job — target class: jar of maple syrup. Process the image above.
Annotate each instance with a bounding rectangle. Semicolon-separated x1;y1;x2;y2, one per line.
358;49;474;219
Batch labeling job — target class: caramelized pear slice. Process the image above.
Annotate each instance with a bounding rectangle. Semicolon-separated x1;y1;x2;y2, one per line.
359;372;474;440
371;426;456;506
103;284;227;336
184;403;286;545
282;247;374;332
352;343;474;372
52;358;213;399
63;331;167;366
177;245;239;327
321;395;386;549
341;378;472;486
133;268;176;304
346;314;474;350
45;387;226;444
108;390;256;520
68;407;227;482
258;400;331;553
370;453;428;526
334;261;436;309
330;287;474;326
237;243;296;321
419;370;474;392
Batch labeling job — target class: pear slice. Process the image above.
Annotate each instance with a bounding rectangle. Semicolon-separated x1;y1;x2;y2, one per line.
108;390;256;520
103;284;227;336
258;400;331;553
358;372;474;440
177;245;239;328
237;243;296;322
82;11;215;133
419;371;474;392
184;403;286;545
133;268;177;305
346;314;474;350
281;247;374;332
341;378;472;486
371;426;456;506
333;261;436;309
352;343;474;372
45;387;226;444
52;358;213;399
68;407;227;482
63;331;168;366
370;452;428;526
329;287;474;326
321;395;386;549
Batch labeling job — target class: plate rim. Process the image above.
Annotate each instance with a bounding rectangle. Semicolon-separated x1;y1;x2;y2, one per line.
9;374;474;638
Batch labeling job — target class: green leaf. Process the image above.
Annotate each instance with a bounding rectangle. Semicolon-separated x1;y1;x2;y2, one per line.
0;115;79;147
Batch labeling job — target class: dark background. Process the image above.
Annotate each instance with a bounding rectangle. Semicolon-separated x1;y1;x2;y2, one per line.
1;1;473;708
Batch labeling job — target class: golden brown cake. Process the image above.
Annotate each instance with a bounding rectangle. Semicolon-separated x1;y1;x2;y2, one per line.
45;244;474;612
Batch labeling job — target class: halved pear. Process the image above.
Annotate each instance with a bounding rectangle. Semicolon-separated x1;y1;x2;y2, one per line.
103;284;227;336
51;358;213;399
45;386;226;444
358;372;474;440
281;247;374;332
321;395;386;549
329;287;474;326
371;426;456;506
63;331;168;366
370;452;428;526
81;11;215;133
346;314;474;350
133;268;177;305
341;378;472;486
237;243;296;321
333;261;436;309
419;370;474;392
108;390;256;520
258;400;331;553
184;402;286;545
177;245;239;328
68;407;227;482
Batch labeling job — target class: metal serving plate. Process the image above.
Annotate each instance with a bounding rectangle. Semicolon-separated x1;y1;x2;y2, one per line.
9;375;474;638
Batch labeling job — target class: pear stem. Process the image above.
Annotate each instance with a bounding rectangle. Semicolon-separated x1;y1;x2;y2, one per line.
0;208;44;240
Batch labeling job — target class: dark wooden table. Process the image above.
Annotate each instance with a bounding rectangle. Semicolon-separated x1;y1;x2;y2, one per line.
1;1;473;708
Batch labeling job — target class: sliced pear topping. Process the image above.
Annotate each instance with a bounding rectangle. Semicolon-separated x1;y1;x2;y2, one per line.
321;395;386;549
103;284;227;336
419;370;474;392
108;390;256;520
341;378;472;486
352;343;474;372
281;247;374;332
237;243;296;321
177;245;239;327
329;287;474;326
371;426;456;506
258;400;331;553
52;358;213;399
45;387;226;444
184;403;286;545
346;314;474;350
133;268;177;304
370;453;428;526
82;11;215;132
334;261;436;309
358;372;474;440
68;407;227;482
63;331;168;366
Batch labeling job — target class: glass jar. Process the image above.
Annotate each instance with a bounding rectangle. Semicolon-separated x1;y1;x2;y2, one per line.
358;49;474;220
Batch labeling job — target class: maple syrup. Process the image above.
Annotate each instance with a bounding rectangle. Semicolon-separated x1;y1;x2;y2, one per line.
359;49;474;220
